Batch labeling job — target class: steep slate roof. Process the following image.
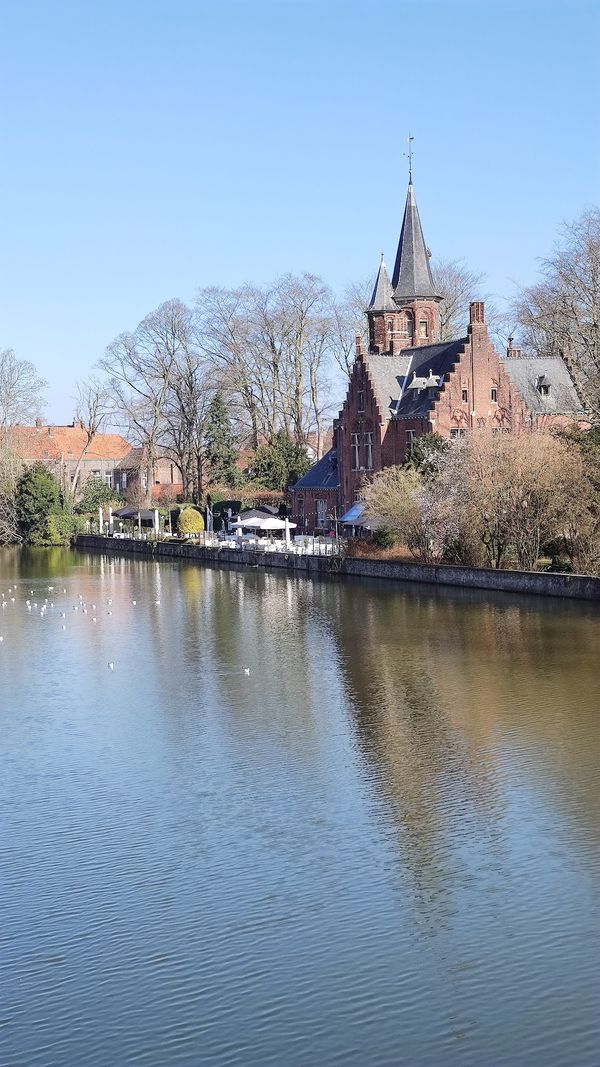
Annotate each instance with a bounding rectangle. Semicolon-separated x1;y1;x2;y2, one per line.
365;338;466;420
391;181;438;301
12;424;132;462
364;353;412;418
501;356;585;415
368;255;395;311
291;448;339;490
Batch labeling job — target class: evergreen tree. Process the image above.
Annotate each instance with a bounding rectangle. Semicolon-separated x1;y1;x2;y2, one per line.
404;431;448;478
204;393;239;488
15;463;60;544
252;432;311;491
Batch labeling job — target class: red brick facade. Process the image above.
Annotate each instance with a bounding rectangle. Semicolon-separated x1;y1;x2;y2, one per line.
291;182;586;532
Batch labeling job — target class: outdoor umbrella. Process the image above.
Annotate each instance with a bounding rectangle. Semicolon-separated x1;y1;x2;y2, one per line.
252;517;296;531
229;517;264;529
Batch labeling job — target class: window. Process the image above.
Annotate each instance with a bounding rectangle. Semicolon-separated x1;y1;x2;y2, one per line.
351;432;360;470
364;431;373;469
450;427;467;439
357;390;365;413
297;496;304;519
399;312;413;339
387;320;393;333
419;320;428;339
536;374;550;396
91;469;101;479
315;499;327;528
103;472;112;485
121;472;128;489
461;388;468;403
353;489;362;503
491;387;498;403
406;429;416;450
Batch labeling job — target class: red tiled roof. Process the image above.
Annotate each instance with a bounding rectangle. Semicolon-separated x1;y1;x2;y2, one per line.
10;424;133;463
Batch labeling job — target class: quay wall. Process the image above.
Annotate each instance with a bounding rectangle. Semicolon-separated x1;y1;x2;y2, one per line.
74;536;600;602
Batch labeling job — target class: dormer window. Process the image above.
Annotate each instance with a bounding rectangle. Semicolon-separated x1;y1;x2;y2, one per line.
536;375;550;396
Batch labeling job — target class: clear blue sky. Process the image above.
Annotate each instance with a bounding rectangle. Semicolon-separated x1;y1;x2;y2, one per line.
1;0;598;421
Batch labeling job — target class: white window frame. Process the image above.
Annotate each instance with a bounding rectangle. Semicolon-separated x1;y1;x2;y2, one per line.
364;431;373;470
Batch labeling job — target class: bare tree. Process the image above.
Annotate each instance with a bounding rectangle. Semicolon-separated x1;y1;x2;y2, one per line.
195;286;264;447
364;431;598;571
431;259;486;341
63;377;112;507
0;349;47;429
330;279;371;380
512;208;600;420
161;344;214;501
196;274;338;454
100;300;188;506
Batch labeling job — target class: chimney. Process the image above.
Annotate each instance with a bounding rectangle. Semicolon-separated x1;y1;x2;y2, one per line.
47;426;53;436
506;337;522;359
469;301;485;325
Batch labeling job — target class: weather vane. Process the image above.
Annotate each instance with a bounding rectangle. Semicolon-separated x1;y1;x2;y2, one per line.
405;133;414;182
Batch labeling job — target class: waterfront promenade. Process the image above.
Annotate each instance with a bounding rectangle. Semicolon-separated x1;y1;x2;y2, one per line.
76;535;600;602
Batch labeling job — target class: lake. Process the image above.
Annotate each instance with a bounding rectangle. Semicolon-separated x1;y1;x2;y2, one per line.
1;547;599;1066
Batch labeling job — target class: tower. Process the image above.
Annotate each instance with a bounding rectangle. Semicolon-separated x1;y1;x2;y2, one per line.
368;178;442;354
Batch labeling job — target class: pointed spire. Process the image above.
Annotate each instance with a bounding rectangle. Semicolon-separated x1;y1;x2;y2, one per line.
391;182;438;301
368;253;395;311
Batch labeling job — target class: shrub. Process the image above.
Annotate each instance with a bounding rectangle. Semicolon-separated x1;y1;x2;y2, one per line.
372;526;396;549
30;512;84;546
177;507;205;535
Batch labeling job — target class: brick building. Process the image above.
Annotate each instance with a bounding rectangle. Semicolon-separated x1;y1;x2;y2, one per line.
291;178;586;533
10;420;185;502
11;420;133;493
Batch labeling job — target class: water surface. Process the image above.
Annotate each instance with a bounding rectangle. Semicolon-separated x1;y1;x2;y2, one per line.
1;548;599;1066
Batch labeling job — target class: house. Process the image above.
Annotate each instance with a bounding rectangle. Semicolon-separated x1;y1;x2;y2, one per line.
10;420;186;503
111;448;183;502
291;178;586;533
11;419;133;493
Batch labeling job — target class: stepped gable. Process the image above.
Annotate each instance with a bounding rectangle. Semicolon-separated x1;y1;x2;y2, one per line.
362;338;466;420
362;353;412;419
392;338;467;418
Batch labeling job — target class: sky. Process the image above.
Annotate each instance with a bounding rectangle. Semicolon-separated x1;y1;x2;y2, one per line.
1;0;598;422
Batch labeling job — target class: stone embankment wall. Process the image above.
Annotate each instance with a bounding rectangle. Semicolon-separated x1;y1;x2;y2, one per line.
74;536;600;602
